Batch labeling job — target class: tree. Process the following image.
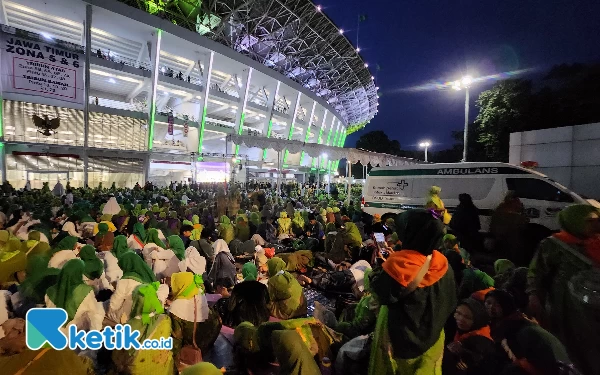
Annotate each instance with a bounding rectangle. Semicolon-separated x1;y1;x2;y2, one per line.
355;130;402;155
474;79;532;161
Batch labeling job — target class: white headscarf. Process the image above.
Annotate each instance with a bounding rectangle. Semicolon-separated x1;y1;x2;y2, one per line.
349;260;372;292
212;239;230;255
62;221;81;238
103;197;121;215
185;246;207;275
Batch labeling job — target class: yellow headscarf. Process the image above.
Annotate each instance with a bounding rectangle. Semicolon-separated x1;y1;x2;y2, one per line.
171;271;204;300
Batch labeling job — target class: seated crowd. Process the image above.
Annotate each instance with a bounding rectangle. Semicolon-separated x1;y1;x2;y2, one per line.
0;180;597;375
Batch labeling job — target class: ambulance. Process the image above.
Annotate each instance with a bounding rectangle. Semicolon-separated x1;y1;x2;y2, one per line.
361;162;590;232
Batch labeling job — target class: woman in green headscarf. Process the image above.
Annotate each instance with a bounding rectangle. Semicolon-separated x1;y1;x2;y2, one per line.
528;204;600;375
149;235;185;280
48;235;78;269
169;272;221;359
21;235;50;259
79;245;111;293
45;259;104;332
235;216;250;242
191;214;203;232
224;262;270;327
127;222;146;252
95;222;115;252
218;215;235;244
19;254;60;305
0;238;27;285
249;212;261;227
112;282;173;375
266;257;307;319
292;212;305;237
107;252;163;324
143;228;167;267
112;235;133;259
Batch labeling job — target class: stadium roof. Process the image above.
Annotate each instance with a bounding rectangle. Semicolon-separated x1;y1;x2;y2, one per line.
119;0;379;133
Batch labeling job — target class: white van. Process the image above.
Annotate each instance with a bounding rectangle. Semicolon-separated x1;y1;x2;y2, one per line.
362;162;589;232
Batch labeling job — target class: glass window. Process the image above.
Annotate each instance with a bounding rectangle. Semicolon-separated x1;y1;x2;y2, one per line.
506;178;574;202
411;178;495;200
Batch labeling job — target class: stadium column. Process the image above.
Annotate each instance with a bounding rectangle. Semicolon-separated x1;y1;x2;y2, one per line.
300;101;316;166
83;4;92;186
324;115;336;172
282;92;301;166
262;81;280;160
197;51;214;161
144;29;162;181
232;67;253;157
333;127;346;172
311;109;328;168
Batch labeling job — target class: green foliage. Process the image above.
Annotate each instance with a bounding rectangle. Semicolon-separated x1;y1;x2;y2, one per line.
474;79;532;161
355;130;402;156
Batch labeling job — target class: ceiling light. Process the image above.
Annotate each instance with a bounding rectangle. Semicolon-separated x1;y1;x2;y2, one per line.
364;63;369;68
316;5;322;11
339;29;344;34
40;32;52;40
108;78;116;84
356;48;361;52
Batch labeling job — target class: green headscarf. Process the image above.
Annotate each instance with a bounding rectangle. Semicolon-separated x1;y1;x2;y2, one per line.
183;220;193;227
130;282;164;325
0;230;10;246
233;322;260;353
19;254;59;304
242;262;258;281
443;234;459;247
292;212;305;229
267;257;287;277
145;228;166;248
46;259;93;321
167;235;186;261
363;268;373;292
181;363;222;375
50;236;78;255
220;215;231;226
558;204;600;238
249;212;260;227
27;231;41;241
494;259;516;275
118;252;156;284
133;223;146;242
79;245;103;280
23;240;51;258
192;215;200;225
112;235;133;259
0;239;27;283
97;223;109;236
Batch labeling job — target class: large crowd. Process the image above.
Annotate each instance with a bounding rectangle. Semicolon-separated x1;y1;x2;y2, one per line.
0;179;597;375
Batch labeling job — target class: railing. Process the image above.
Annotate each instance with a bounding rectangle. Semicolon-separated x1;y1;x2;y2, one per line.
93;48;152;71
89;96;147;112
158;66;202;86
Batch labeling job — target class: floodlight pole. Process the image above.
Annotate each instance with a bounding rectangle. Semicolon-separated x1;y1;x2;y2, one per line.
462;87;470;162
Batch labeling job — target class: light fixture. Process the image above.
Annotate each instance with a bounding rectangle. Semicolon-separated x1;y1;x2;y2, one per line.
321;153;328;158
371;76;375;80
108;78;116;84
461;75;473;87
40;32;52;40
231;156;237;163
364;63;369;68
163;91;168;95
356;47;361;52
339;28;344;34
418;141;431;148
316;5;322;11
161;67;166;73
452;80;462;91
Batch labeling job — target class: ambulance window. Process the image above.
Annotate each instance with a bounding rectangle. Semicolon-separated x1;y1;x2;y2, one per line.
506;178;574;202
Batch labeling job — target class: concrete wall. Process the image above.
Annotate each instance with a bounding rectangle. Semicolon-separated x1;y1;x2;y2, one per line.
510;122;600;199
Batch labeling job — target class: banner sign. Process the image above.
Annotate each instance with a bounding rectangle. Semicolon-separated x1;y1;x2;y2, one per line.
167;114;174;135
183;120;188;137
0;25;84;105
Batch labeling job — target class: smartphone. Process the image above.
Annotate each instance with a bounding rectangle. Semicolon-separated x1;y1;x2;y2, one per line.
374;232;385;243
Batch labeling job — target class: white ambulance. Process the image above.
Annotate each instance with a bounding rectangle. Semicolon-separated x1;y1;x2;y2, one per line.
361;162;590;232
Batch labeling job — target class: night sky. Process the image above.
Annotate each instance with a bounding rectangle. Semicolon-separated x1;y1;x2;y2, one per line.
319;0;600;151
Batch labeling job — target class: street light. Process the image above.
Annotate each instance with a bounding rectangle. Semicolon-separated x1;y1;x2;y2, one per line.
419;141;431;162
453;75;473;162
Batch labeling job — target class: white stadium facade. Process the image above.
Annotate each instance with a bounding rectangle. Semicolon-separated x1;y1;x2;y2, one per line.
0;0;378;188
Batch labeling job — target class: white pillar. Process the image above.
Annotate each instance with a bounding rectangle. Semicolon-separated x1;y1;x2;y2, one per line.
232;67;253;156
197;51;214;159
144;29;162;182
83;4;92;186
261;81;280;160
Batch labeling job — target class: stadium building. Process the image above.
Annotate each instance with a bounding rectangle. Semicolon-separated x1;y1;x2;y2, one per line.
0;0;378;188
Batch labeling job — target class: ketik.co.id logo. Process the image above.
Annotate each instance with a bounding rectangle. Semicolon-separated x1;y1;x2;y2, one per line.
26;308;172;350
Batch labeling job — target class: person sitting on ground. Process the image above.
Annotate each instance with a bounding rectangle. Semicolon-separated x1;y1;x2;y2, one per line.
169;272;221;358
234;216;250;242
45;259;104;335
217;215;235;244
277;212;292;238
442;234;471;266
179;224;194;248
223;262;270;327
443;298;495;375
266;257;307;319
207;239;236;295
